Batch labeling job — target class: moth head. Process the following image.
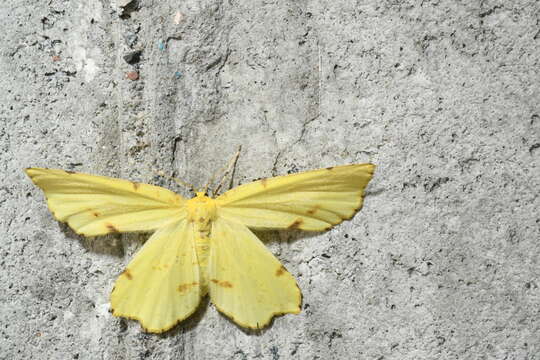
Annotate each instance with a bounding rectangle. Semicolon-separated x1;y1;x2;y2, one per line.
194;191;206;198
186;193;217;222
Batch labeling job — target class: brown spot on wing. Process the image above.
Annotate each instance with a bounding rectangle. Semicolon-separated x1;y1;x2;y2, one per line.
122;269;133;280
326;166;334;170
106;223;119;233
221;281;233;288
211;279;233;288
275;266;286;276
65;170;76;174
131;181;140;190
177;282;199;294
260;178;268;188
92;211;100;217
287;218;304;230
307;205;320;215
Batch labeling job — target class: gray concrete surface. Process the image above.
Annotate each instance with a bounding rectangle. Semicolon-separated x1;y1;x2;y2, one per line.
1;0;539;359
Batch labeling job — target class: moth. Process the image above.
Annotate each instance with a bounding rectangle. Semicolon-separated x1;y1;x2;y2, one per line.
25;161;375;332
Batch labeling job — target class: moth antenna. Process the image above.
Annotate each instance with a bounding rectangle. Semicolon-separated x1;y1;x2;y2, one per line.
152;169;197;193
203;145;242;194
202;164;226;195
212;146;242;197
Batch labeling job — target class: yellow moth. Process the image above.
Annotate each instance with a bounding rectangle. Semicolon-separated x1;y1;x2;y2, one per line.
25;162;375;332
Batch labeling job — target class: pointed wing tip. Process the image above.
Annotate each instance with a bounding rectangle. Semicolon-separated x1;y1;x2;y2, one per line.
110;308;165;333
289;307;302;315
25;167;56;180
240;307;303;330
212;299;303;330
357;163;376;175
110;307;198;334
24;167;37;177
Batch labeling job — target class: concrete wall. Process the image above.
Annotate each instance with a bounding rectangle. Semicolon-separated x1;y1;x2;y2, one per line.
1;0;538;358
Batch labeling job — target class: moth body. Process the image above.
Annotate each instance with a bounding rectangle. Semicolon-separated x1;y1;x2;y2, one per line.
185;192;217;293
186;192;217;235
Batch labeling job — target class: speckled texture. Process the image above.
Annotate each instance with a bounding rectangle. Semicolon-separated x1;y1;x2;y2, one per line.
1;0;539;359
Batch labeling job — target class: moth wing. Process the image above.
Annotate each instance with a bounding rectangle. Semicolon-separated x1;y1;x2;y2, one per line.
208;218;301;329
215;163;375;231
110;220;201;333
25;168;186;236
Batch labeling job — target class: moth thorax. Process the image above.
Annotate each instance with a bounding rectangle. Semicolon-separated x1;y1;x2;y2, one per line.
186;195;216;225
